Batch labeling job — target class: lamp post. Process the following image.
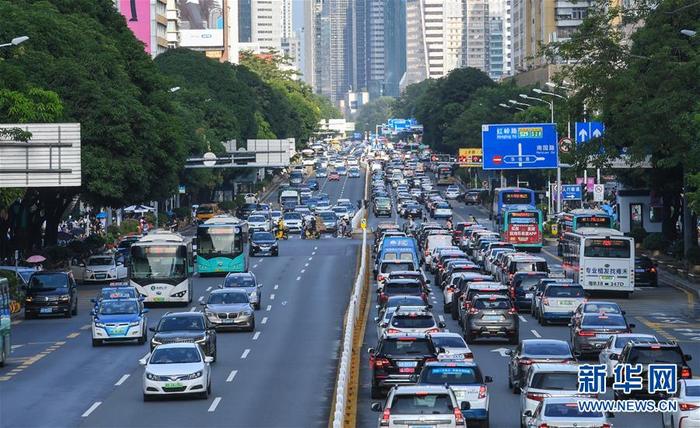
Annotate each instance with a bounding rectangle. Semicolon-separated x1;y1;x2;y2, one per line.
0;36;29;48
508;99;532;108
681;29;697;37
499;103;524;112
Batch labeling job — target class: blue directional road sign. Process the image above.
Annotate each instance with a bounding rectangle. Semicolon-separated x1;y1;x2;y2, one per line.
575;122;605;143
481;123;558;170
561;184;582;200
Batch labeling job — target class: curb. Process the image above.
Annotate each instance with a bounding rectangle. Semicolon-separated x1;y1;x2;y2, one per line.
658;270;700;300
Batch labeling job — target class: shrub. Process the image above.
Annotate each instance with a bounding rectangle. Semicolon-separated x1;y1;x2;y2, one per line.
42;245;73;269
629;227;648;243
0;269;21;301
120;218;140;234
642;233;669;251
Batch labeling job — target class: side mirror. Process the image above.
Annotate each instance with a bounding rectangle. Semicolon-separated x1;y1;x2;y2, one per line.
79;263;85;267
621;310;626;315
217;285;223;289
117;262;123;266
685;355;693;361
375;304;381;309
523;410;533;417
374;317;380;322
142;308;149;314
257;284;263;288
90;298;96;303
628;323;636;329
567;323;573;327
90;310;95;316
370;402;383;412
426;304;433;309
484;376;493;383
609;354;618;361
460;401;470;410
367;347;375;355
148;327;156;332
425;279;431;284
505;349;513;356
438;321;446;328
438;347;446;354
204;356;214;363
139;358;148;366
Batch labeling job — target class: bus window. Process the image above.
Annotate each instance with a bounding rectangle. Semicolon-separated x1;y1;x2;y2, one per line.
584;239;631;258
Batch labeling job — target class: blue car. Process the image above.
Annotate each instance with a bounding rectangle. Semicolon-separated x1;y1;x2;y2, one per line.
91;298;148;346
306;179;319;190
91;286;142;310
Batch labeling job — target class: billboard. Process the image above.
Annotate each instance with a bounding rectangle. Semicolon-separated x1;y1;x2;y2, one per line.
178;0;224;48
458;148;483;167
119;0;152;53
0;123;81;188
247;139;294;166
481;123;558;170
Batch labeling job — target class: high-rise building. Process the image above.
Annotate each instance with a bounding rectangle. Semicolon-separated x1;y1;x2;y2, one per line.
251;0;283;52
166;0;180;49
488;16;504;79
489;0;512;76
462;0;489;73
351;0;368;93
114;0;169;57
367;0;385;98
239;0;252;42
303;0;322;86
312;0;354;103
383;0;407;97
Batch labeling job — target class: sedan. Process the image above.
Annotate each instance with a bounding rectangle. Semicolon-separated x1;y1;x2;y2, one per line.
635;255;658;286
570;312;635;358
524;397;610;428
444;186;461;199
328;171;340;181
223;272;262;310
91;298;148;346
149;312;217;361
246;214;270;232
249;231;279;257
82;254;128;284
432;202;453;219
661;379;700;428
141;343;212;401
202;289;255;331
507;339;574;393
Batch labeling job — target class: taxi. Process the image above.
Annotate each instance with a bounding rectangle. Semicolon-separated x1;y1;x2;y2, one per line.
91;298;148;346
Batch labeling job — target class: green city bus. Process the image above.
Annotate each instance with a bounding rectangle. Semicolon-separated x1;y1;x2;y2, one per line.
195;215;247;275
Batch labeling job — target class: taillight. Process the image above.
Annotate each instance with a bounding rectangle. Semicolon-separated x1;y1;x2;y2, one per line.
680;402;699;411
478;385;487;399
526;391;550;401
542;298;549;305
377;274;385;282
508;308;518;315
453;407;465;425
682;367;692;379
577;330;596;337
424;357;438;363
427;328;440;333
601;424;611;428
520;358;533;366
380;407;391;426
650;267;657;273
538;424;549;428
374;357;391;368
380;293;387;302
469;307;479;314
386;329;400;334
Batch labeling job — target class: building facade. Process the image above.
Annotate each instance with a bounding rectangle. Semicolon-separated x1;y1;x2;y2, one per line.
462;0;489;73
383;0;407;97
250;0;283;52
115;0;169;57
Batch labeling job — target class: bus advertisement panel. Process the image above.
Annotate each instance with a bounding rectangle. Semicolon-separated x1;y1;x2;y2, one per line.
196;221;246;275
502;208;542;250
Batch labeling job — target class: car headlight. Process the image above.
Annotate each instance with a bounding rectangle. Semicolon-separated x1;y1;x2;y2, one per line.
248;292;257;300
129;320;141;327
59;295;71;302
186;371;203;380
85;269;93;274
146;372;160;381
195;337;207;344
25;296;33;302
242;310;253;317
94;322;106;328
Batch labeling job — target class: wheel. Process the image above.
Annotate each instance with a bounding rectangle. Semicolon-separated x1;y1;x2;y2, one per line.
508;370;513;389
509;332;519;345
255;302;261;310
371;383;383;399
198;390;209;399
92;339;101;347
207;378;212;395
273;251;279;257
72;301;78;316
247;319;256;332
143;394;153;402
249;250;255;256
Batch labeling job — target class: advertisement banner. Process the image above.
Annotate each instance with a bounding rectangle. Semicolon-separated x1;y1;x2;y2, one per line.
120;0;152;53
178;0;224;48
458;148;483;167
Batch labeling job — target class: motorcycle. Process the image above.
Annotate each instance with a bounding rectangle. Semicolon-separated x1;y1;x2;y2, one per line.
303;227;320;240
276;227;289;240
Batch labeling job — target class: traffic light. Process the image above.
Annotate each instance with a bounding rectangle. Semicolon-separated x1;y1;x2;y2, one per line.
471;155;482;164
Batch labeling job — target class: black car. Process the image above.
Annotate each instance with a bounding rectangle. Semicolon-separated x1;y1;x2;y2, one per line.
400;202;423;219
249;231;279;257
510;271;549;312
149;312;217;361
635;256;658;286
24;271;78;319
507;339;574;393
236;203;258;219
367;333;438;398
570;312;634;358
463;294;519;344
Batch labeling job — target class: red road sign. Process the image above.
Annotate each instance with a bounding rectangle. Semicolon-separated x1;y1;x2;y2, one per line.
492;155;502;164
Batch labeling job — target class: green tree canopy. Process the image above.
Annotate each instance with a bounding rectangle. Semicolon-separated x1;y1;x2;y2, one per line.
354;97;395;133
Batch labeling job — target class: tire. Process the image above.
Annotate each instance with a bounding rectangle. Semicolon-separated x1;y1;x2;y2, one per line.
211;347;217;363
92;339;101;347
247;319;256;332
255;302;261;310
143;394;153;402
198;390;208;400
138;333;146;345
72;301;78;316
370;383;383;399
207;379;212;395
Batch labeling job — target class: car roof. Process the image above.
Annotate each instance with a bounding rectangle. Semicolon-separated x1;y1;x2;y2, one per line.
428;332;464;339
529;363;579;373
225;272;255;278
382;332;430;339
152;342;200;350
522;339;569;345
100;298;140;304
391;385;455;395
163;311;205;318
210;288;247;295
423;361;478;369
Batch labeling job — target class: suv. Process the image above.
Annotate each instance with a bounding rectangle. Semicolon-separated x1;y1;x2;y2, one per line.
519;364;588;428
374;197;392;217
149;312;217;361
385;307;445;335
24;271;78;319
223;272;262;309
614;340;693;399
538;283;586;326
371;385;469;428
510;271;549;311
462;294;519;344
368;333;439;398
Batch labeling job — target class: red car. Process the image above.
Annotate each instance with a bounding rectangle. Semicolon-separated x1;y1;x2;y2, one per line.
328;171;340;181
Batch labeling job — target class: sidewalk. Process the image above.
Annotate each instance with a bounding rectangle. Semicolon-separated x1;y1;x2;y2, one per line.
641;251;700;299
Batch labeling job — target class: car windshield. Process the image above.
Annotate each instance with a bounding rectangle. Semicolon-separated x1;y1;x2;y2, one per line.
515;275;547;289
387;296;425;307
422;366;481;384
582;314;627;328
99;300;139;315
88;257;113;266
473;298;511;309
584;303;621;314
381;339;432;355
150;347;201;364
29;273;68;290
628;348;685;365
158;316;205;332
391;394;452;415
431;336;467;349
224;275;256;288
100;288;137;299
284;213;301;220
523;342;571;357
546;286;584;298
531;372;578;390
252;232;274;240
248;215;265;222
544;403;602;418
514;261;548;272
391;315;434;328
382;263;414;273
385;284;422;295
615;336;657;348
207;292;249;305
320;213;336;220
686;386;700;396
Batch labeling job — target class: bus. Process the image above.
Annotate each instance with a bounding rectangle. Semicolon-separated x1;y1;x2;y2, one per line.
491;187;536;225
501;205;543;251
278;188;300;206
129;231;193;304
301;148;316;166
556;209;615;255
0;278;10;366
195;216;247;276
560;227;635;297
436;163;454;186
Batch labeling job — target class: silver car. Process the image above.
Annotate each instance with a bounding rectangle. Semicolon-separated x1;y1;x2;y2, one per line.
222;272;262;310
524;397;611;428
81;254;128;283
385;307;445;335
598;333;658;382
202;289;255;331
371;385;469;428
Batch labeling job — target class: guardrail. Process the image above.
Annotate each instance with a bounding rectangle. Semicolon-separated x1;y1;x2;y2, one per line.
331;228;367;427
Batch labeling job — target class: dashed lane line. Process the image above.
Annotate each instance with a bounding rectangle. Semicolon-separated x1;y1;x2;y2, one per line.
208;397;222;412
261;317;268;324
206;286;212;292
115;374;130;386
270;294;275;300
190;306;198;312
81;402;102;418
226;370;238;382
80;324;91;330
253;332;261;341
266;305;272;311
296;276;301;281
273;285;279;290
519;315;528;323
66;332;80;339
531;329;542;338
240;349;250;359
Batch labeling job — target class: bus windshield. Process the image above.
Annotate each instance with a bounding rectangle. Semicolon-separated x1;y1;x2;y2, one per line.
576;216;612;229
197;226;242;257
502;192;532;204
131;246;187;279
584;239;631;258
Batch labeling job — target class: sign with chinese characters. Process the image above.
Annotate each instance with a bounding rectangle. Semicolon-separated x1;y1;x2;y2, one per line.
481;124;558;170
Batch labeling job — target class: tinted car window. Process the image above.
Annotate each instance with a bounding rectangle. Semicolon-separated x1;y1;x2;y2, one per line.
382;263;414;273
583;303;621;314
473;299;511;309
158;316;205;331
252;232;274;240
391;315;434;328
380;339;432;355
99;300;139;315
544;403;602;418
546;286;584;298
391;394;452;415
29;273;69;289
431;336;467;349
514;274;548;289
615;336;656;348
384;283;422;295
531;372;578;390
225;275;255;287
628;348;685;365
150;347;201;364
514;261;548;272
422;367;482;384
686;386;700;396
387;296;425;307
523;342;571;356
88;257;113;266
582;314;627;328
207;292;249;305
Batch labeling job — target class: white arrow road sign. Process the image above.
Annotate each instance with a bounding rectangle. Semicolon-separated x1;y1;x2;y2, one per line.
491;348;511;357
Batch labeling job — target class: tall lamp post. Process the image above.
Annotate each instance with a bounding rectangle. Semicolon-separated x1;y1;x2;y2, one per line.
0;36;29;48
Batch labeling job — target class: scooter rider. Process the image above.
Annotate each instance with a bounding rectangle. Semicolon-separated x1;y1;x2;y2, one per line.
276;218;287;239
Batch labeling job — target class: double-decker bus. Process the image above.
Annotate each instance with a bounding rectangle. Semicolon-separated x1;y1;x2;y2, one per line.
129;231;192;304
491;187;536;225
556;209;614;255
436;163;454;185
195;216;247;275
561;227;634;297
501;205;543;251
0;278;10;366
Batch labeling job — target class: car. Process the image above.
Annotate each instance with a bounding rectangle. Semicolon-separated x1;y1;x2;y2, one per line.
377;294;430;316
373;197;392;217
537;283;586;325
368;333;440;398
305;178;319;191
201;289;255;331
91;298;148;346
432;202;453;219
336;166;347;175
24;271;78;319
451;275;498;321
246;214;270;232
92;285;141;309
80;254;128;284
282;212;303;233
570;300;624;323
523;397;611;428
464;190;482;205
661;379;700;428
269;210;283;225
331;205;350;220
375;307;398;338
614;340;693;399
444;185;461;199
141;343;212;401
371;385;469;428
519;364;588;428
462;294;519;344
399;201;423;219
378;279;428;311
429;332;474;360
328;171;340;181
315;168;328;178
417;361;491;427
376;261;419;291
598;333;658;382
635;255;658;286
383;307;445;335
236;203;258;219
249;231;279;256
149;312;217;360
530;278;574;319
223;272;262;310
348;167;361;178
507;339;575;393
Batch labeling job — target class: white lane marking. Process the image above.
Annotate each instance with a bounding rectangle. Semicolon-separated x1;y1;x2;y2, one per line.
253;264;258;269
438;315;445;322
308;257;313;261
10;344;24;350
241;349;251;359
273;284;279;290
531;329;542;338
519;315;528;323
253;332;261;340
198;296;204;303
81;402;102;418
208;397;222;412
314;246;318;250
300;269;306;273
189;306;197;312
262;317;268;324
115;374;130;386
296;276;301;281
266;305;272;311
226;370;238;382
312;251;316;255
141;352;151;361
304;263;309;267
206;286;212;292
270;294;276;300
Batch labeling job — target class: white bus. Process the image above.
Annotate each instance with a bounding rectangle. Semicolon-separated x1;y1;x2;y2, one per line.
301;148;316;166
561;227;635;297
129;231;193;304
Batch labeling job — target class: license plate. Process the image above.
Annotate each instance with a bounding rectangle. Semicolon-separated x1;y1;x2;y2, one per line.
223;319;234;324
596;334;612;340
111;327;127;335
558;300;573;305
483;315;504;321
635;269;645;273
40;307;53;313
96;274;106;279
399;367;415;373
409;425;434;428
153;297;165;302
525;293;533;299
164;382;184;388
397;361;418;368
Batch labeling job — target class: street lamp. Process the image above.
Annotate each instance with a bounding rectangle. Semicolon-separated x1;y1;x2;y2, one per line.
533;88;567;100
0;36;29;48
499;103;524;112
169;86;181;93
520;94;554;122
508;99;532;108
681;29;697;37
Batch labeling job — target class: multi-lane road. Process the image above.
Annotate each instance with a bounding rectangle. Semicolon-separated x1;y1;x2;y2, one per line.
357;181;700;428
0;172;365;428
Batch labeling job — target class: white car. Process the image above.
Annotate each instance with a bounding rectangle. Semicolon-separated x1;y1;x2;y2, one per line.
384;307;445;335
282;212;303;232
598;333;658;381
141;343;212;401
433;202;453;219
331;206;350;220
81;254;128;283
246;214;270;232
519;364;588;428
524;397;610;428
445;186;461;199
429;332;473;360
662;379;700;428
371;385;469;428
